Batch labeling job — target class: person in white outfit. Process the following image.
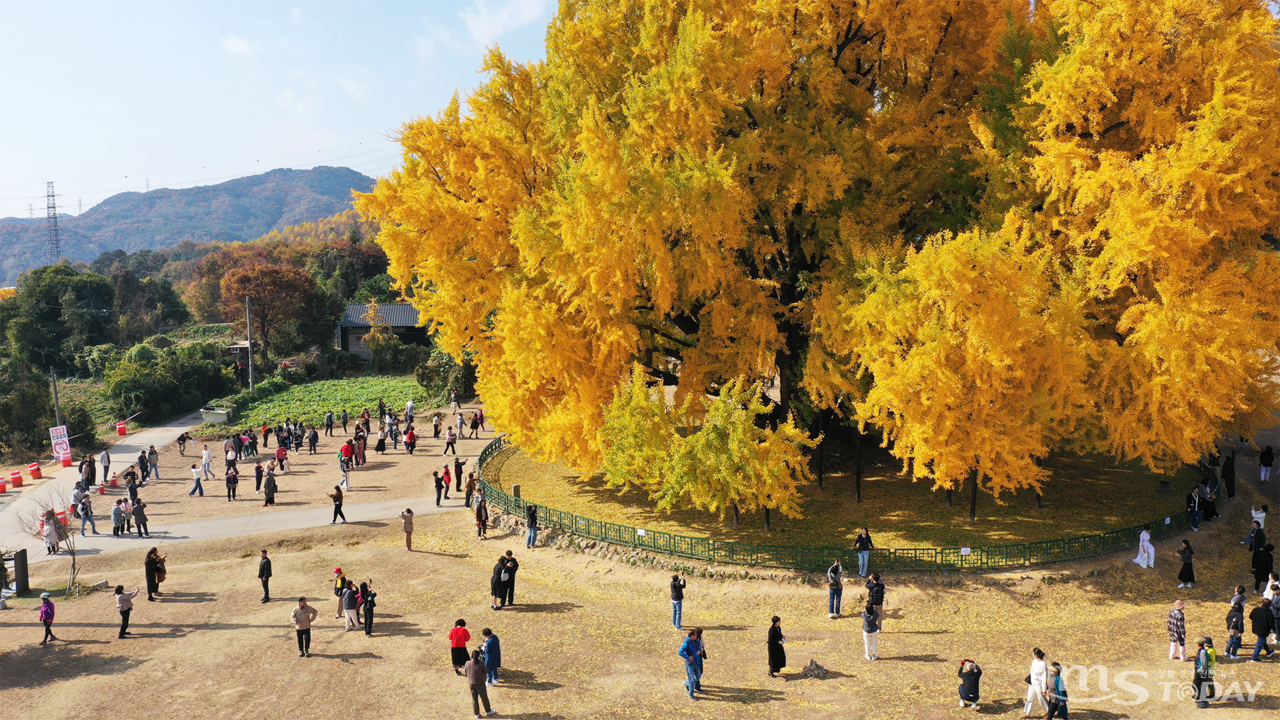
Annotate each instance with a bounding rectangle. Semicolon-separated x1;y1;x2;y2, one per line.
1133;524;1156;568
1023;648;1048;717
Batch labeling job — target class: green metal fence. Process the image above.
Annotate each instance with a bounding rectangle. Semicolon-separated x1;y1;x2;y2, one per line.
476;436;1197;572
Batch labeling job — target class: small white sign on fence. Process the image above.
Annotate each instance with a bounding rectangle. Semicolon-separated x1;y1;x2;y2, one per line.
959;547;971;555
636;529;646;536
1164;517;1171;525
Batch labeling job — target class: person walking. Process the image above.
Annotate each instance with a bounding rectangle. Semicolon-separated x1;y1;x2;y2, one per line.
1254;543;1275;594
324;410;335;437
145;548;164;602
444;427;457;455
405;426;417;455
77;494;98;537
482;627;501;685
767;616;786;677
450;619;472;674
469;412;481;439
1187;485;1203;532
341;580;360;631
258;550;272;603
525;503;539;548
254;462;264;495
275;444;288;474
866;573;886;630
465;472;477;508
476;497;489;539
201;445;214;482
502;550;519;607
132;497;150;538
188;463;204;497
291;597;318;657
1134;524;1156;568
456;412;465;439
826;558;843;619
36;592;57;645
1227;603;1245;659
1192;638;1216;708
490;557;508;610
1045;662;1069;718
677;628;705;699
147;445;161;480
465;648;497;717
400;508;414;550
308;426;319;454
671;574;686;629
861;602;880;660
361;581;377;636
1169;600;1188;660
958;659;982;709
1244;506;1268;546
328;486;346;524
1249;599;1275;661
114;585;138;638
1261;446;1274;484
340;409;349;434
852;528;874;577
1176;540;1196;588
1023;648;1049;717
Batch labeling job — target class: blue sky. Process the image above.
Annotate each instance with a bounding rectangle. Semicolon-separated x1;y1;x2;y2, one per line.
0;1;557;219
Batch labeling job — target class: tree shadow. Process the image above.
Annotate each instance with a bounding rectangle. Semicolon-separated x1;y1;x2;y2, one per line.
501;714;567;720
159;591;216;603
697;625;747;632
695;684;785;704
368;620;427;637
498;668;563;691
348;521;388;528
502;602;581;614
409;549;467;558
0;641;145;690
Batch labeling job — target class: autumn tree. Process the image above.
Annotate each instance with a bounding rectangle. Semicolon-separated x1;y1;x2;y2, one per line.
602;368;814;529
220;264;316;370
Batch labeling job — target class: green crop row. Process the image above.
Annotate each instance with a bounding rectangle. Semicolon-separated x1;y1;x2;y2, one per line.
231;375;439;429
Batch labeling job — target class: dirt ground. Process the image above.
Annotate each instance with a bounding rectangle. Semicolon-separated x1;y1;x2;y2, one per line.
91;415;496;525
2;479;1276;720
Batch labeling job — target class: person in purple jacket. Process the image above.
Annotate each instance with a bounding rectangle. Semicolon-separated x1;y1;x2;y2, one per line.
37;592;57;645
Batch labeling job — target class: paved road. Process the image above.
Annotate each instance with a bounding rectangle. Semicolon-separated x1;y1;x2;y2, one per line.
0;412;205;557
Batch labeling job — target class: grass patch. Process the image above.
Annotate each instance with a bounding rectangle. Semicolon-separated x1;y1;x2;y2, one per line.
212;375;434;430
490;444;1196;550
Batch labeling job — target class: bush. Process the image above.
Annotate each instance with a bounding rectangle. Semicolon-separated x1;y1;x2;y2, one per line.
414;347;475;405
63;403;97;451
123;343;159;365
104;341;237;422
74;344;120;378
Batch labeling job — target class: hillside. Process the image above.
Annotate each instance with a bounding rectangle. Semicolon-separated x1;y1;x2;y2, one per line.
0;166;375;285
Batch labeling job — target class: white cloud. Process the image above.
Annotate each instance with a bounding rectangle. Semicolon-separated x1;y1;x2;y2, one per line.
339;76;366;101
275;88;315;122
290;7;303;24
460;0;551;48
220;34;255;58
412;25;464;63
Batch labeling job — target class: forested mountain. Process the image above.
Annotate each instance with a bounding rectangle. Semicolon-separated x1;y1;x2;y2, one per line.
0;166;375;285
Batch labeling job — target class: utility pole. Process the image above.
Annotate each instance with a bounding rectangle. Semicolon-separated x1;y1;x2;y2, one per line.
46;182;62;263
50;368;64;427
245;296;255;391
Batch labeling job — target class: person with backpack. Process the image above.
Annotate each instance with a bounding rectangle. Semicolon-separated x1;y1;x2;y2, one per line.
826;558;843;619
866;573;886;630
1226;603;1246;659
482;627;501;685
77;494;98;536
671;574;686;630
1193;638;1216;708
114;585;138;638
490;556;509;610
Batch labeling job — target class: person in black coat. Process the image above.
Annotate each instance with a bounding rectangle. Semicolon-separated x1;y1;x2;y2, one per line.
360;581;377;636
258;550;272;603
1254;544;1275;594
1223;449;1237;500
502;550;519;606
767;616;786;677
144;548;163;601
490;557;508;610
958;659;982;709
1248;600;1275;661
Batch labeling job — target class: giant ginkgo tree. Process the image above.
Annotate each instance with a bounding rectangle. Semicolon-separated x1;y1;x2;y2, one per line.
358;0;1280;507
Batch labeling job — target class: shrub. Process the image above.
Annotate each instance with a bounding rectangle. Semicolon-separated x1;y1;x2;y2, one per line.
74;344;120;378
414;347;475;405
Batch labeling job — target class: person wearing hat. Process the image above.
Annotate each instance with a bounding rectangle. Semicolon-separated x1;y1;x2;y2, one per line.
36;592;57;644
332;568;347;619
1193;637;1216;708
292;597;318;657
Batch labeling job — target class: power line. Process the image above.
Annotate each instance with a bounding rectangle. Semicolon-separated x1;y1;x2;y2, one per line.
46;182;61;263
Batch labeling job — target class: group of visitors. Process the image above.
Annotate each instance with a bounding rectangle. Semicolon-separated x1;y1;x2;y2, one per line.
449;619;501;717
489;551;519;610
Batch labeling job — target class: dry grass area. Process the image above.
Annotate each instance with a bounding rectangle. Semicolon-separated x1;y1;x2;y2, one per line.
493;445;1198;550
2;481;1274;720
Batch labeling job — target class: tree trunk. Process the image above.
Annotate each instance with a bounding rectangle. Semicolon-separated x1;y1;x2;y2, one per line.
815;410;825;490
763;507;771;533
1035;492;1043;509
946;487;952;507
968;470;979;523
731;503;740;526
256;314;272;374
854;424;863;503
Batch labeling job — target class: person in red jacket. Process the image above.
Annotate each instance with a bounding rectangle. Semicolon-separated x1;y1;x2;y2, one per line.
275;445;288;474
449;619;471;675
405;427;417;455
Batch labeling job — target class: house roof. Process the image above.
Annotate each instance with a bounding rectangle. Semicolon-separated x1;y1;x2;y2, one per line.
341;303;422;328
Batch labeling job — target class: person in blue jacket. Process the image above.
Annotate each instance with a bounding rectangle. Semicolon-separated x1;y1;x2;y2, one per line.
482;627;501;686
678;628;705;699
